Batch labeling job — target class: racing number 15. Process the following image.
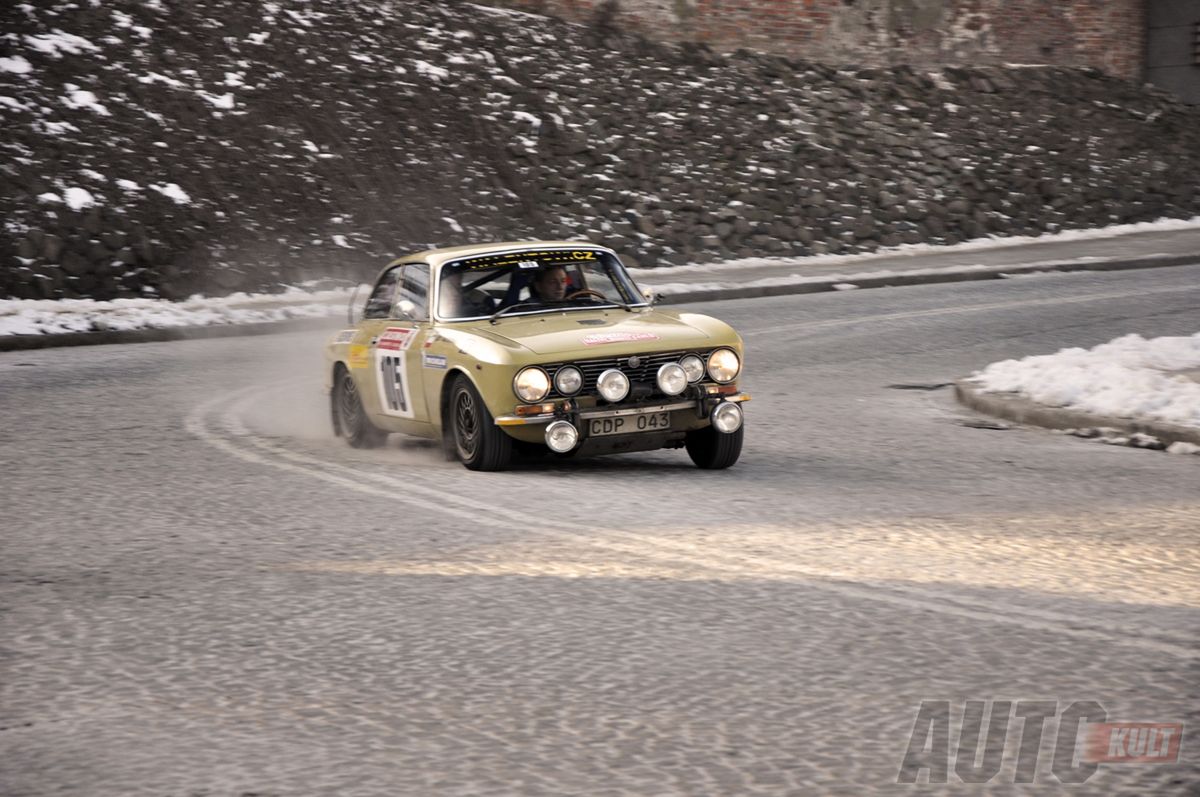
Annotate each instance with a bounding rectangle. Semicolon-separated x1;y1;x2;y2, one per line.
381;355;407;413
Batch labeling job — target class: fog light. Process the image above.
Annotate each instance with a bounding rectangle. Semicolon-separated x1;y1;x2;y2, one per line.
656;363;688;396
545;420;579;453
596;368;630;402
679;354;705;383
710;401;743;434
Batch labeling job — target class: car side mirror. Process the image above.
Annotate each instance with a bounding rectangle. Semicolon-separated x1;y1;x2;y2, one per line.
642;288;661;306
395;299;417;319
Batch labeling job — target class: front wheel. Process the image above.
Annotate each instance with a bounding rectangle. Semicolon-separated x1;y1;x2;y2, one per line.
450;375;511;471
685;424;743;469
333;366;388;449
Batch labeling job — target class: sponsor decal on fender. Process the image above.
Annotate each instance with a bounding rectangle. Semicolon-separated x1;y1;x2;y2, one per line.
581;332;661;346
348;344;369;370
332;328;357;344
422;354;448;369
378;327;416;351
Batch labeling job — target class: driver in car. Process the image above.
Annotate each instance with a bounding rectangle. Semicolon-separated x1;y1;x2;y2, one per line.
530;264;569;302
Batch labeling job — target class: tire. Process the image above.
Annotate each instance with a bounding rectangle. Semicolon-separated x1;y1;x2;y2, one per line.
685;424;743;469
450;375;512;471
333;366;388;449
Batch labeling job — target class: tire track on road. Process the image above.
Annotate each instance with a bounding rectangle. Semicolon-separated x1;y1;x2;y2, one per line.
187;384;1200;659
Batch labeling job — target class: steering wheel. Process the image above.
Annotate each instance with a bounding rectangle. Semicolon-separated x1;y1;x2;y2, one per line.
565;289;608;301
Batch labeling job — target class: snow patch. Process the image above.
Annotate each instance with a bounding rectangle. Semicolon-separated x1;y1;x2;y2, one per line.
971;333;1200;429
63;187;98;210
149;183;191;205
62;88;110;116
24;31;99;58
0;55;34;75
197;91;235;109
414;60;449;81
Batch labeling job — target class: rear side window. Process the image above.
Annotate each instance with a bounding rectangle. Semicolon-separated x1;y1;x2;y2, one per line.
398;263;430;321
363;266;402;319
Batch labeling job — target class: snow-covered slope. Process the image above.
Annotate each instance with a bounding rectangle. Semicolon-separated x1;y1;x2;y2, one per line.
3;0;1199;302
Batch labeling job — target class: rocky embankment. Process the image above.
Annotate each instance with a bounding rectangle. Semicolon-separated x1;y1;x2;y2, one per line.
2;0;1198;301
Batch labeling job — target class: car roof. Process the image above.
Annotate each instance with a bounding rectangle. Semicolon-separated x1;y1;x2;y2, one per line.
387;240;615;269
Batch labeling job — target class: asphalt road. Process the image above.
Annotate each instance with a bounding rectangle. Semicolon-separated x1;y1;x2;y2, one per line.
3;265;1198;796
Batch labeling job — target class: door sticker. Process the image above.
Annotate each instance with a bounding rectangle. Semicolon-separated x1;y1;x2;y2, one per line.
348;344;370;370
378;327;416;351
375;327;417;418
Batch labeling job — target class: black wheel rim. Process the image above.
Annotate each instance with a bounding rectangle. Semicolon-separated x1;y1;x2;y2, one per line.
338;374;362;431
454;389;478;460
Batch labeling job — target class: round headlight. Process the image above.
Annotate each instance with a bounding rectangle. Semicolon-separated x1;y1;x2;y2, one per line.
596;368;630;402
513;366;550;402
679;354;705;383
706;348;740;383
554;366;583;396
711;401;743;433
656;363;688;396
545;420;579;453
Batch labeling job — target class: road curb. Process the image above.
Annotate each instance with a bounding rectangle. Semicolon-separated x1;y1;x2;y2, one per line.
0;317;337;352
954;380;1200;448
655;253;1199;305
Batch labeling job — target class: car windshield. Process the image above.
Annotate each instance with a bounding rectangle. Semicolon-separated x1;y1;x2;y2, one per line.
436;248;645;321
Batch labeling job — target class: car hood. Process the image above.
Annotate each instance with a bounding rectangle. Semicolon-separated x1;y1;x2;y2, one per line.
476;309;715;356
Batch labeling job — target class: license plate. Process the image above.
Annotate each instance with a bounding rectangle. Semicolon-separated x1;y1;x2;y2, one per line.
588;411;671;437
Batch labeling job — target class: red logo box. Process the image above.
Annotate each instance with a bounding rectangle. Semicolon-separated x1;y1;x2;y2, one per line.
1086;723;1183;764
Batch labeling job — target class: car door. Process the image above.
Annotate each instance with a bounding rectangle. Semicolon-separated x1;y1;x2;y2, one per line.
369;262;432;432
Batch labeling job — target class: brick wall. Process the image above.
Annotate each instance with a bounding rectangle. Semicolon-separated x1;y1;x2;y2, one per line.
482;0;1146;81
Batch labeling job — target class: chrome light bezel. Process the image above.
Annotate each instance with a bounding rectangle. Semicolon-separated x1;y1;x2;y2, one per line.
706;348;740;384
554;365;583;396
711;401;744;433
596;368;631;402
513;366;551;403
679;354;705;383
656;362;688;396
545;420;579;453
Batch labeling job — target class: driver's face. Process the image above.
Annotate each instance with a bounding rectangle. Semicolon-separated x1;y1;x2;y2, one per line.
535;268;568;300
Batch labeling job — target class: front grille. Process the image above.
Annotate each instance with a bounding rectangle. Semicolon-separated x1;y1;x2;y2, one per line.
541;349;712;400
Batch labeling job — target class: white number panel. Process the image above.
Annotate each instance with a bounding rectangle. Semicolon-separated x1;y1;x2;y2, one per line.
374;327;416;419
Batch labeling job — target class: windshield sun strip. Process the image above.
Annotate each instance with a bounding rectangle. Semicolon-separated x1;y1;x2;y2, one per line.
436;302;648;324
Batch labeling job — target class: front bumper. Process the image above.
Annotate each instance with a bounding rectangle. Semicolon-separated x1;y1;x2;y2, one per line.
494;391;751;427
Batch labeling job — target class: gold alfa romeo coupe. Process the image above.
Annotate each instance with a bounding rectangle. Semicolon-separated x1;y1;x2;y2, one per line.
324;241;749;470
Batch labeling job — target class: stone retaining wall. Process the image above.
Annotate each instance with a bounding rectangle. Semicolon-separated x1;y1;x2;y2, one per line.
484;0;1147;81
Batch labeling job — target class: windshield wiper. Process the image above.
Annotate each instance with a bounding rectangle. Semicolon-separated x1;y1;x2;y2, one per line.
489;300;544;324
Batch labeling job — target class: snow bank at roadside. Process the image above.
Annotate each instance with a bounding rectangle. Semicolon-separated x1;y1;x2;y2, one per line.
971;332;1200;429
0;285;362;336
628;216;1200;281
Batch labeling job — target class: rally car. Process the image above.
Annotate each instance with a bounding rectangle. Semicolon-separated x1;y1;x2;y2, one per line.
324;241;748;471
